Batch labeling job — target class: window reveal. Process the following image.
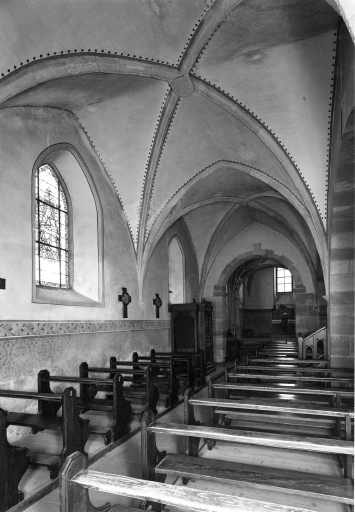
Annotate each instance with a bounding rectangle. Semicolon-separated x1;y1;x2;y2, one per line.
35;164;69;288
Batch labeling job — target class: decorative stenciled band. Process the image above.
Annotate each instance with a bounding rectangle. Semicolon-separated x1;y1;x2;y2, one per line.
0;320;171;339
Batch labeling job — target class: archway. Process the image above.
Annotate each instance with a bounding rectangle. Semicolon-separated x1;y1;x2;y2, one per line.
212;249;322;362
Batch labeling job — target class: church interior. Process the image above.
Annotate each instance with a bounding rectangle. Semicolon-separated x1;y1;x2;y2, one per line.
0;1;354;511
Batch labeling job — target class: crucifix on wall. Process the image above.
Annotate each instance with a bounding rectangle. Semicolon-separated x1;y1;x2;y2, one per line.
118;287;131;318
153;293;162;319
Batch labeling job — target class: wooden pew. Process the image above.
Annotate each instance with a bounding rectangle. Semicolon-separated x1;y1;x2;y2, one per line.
0;387;90;479
141;393;354;509
257;348;298;355
60;451;319;512
0;407;29;512
234;364;354;376
227;371;354;388
85;361;159;416
149;349;195;389
38;369;131;445
151;348;207;386
247;356;330;366
211;381;354;408
191;396;354;435
131;353;180;407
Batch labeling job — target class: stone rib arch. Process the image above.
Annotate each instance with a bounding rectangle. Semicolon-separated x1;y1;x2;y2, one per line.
216;251;304;290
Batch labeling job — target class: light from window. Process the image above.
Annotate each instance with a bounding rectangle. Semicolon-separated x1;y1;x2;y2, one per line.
168;237;184;303
35;164;69;288
276;267;292;293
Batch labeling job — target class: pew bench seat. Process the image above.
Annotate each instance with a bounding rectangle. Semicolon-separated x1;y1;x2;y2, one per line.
248;358;330;366
235;365;354;375
155;453;354;506
190;396;355;418
7;411;64;431
228;372;354;385
213;382;354;406
61;452;317;512
148;422;354;455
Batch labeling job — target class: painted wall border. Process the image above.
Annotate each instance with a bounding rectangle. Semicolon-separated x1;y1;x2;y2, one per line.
0;320;170;339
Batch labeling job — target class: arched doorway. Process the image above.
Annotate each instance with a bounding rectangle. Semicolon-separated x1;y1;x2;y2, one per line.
227;261;296;340
211;249;323;362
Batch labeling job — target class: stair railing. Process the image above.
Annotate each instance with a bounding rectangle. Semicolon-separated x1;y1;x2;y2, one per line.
302;326;327;360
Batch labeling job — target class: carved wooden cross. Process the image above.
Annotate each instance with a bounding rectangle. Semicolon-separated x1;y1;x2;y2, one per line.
118;287;131;318
153;293;162;319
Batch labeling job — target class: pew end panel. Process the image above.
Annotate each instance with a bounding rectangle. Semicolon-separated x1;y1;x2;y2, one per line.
110;373;132;444
50;387;91;479
79;362;99;402
141;410;167;511
60;451;112;512
37;369;62;417
0;408;30;512
144;366;159;417
183;388;201;457
141;410;167;484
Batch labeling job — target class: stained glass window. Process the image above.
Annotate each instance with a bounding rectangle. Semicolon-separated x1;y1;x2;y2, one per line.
276;267;293;293
35;164;69;288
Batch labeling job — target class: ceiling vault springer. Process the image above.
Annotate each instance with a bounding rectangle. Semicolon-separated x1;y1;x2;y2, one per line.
137;89;179;272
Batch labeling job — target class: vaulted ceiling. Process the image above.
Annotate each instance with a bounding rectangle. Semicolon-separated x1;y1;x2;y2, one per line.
0;0;348;289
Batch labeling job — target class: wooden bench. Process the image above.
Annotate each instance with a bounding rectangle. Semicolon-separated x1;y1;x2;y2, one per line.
235;364;354;376
191;395;354;442
0;387;90;479
141;393;354;509
131;353;180;407
211;381;354;408
228;371;354;388
257;348;298;355
247;356;330;366
149;349;195;389
86;361;159;416
151;348;207;386
39;368;131;445
0;407;29;511
59;451;318;512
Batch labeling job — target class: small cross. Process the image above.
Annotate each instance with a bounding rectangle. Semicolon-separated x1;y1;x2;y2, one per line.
153;293;162;319
118;287;131;318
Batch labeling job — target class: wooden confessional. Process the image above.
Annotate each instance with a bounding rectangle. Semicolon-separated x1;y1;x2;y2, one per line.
168;300;215;374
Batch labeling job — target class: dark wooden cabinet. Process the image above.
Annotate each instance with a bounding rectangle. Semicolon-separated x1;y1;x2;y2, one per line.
168;300;215;372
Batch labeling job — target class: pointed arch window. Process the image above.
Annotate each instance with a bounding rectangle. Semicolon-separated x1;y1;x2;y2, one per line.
35;164;70;288
168;236;185;303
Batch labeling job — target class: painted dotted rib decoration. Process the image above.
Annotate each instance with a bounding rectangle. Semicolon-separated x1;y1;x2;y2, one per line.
143;94;182;240
145;159;306;242
191;17;227;73
189;75;323;219
137;86;174;241
0;51;179;80
324;19;340;222
176;8;208;67
71;111;135;244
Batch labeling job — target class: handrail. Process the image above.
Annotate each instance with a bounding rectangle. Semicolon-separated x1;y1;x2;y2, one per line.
302;326;327;360
304;326;326;341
